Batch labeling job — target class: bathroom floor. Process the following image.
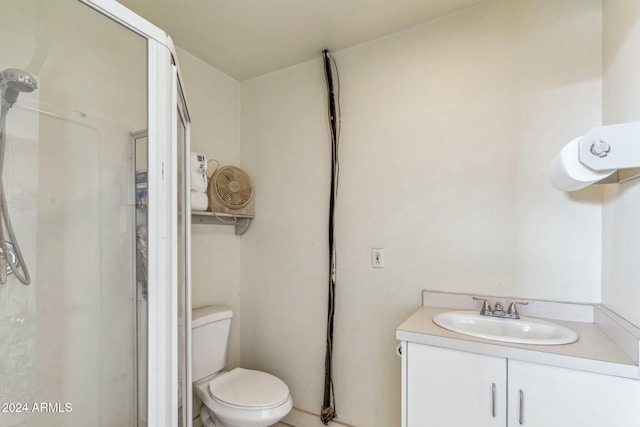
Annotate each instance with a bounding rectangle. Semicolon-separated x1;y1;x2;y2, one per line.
273;423;295;427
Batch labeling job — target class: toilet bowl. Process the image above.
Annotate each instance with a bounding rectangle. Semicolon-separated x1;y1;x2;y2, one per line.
194;368;293;427
191;305;293;427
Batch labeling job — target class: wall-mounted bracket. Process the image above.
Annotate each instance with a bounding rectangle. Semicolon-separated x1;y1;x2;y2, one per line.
552;121;640;191
191;212;253;235
579;121;640;171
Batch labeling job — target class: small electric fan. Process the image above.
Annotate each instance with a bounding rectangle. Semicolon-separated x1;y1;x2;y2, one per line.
207;165;255;215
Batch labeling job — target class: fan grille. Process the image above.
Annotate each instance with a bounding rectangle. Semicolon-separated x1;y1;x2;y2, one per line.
209;166;253;210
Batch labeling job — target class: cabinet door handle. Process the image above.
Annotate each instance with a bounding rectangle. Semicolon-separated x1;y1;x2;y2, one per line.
519;389;524;425
491;383;496;417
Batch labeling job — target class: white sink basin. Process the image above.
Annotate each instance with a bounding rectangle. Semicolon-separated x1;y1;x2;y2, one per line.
433;311;578;345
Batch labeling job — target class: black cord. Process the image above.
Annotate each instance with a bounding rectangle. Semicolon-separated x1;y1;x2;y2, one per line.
321;48;340;425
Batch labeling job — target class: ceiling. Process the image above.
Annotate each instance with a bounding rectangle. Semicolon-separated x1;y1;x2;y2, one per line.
117;0;490;81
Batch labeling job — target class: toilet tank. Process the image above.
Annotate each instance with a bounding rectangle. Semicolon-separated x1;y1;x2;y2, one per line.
192;305;233;382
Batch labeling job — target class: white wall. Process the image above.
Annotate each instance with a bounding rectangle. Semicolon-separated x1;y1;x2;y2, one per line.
239;0;602;425
176;47;243;369
602;0;640;328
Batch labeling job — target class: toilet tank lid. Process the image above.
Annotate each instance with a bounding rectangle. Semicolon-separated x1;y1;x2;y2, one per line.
192;305;233;328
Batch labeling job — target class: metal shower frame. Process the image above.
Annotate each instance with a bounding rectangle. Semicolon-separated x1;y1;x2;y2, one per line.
78;1;192;426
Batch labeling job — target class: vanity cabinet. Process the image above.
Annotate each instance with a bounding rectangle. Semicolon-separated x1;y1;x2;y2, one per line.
406;343;506;426
507;359;640;426
404;342;640;427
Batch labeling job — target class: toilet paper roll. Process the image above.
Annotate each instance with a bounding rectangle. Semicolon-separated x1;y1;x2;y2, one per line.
190;191;209;211
190;151;207;174
550;137;616;191
191;171;208;193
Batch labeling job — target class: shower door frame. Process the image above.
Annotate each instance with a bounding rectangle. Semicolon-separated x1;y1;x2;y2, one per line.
77;1;191;426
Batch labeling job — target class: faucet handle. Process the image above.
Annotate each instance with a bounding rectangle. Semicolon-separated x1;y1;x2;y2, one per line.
507;301;529;319
472;296;492;316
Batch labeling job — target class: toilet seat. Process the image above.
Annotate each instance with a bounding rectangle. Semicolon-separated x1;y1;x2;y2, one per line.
208;368;290;409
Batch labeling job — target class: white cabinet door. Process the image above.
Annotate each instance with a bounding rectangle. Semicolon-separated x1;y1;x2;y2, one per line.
508;360;640;427
406;343;506;427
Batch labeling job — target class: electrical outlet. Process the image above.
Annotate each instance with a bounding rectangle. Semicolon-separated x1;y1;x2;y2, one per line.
372;248;384;268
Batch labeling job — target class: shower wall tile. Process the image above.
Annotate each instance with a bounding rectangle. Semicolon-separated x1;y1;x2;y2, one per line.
0;93;39;427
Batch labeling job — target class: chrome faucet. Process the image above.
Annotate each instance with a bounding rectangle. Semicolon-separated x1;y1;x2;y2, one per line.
473;297;529;319
493;301;505;317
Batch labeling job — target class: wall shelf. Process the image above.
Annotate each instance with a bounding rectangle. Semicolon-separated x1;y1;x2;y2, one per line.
191;211;253;235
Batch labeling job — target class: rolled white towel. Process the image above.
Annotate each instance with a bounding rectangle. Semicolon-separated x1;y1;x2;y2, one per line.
190;152;207;174
190;191;209;211
191;171;208;193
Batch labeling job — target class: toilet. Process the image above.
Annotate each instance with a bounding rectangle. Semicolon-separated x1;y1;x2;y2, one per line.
192;305;293;427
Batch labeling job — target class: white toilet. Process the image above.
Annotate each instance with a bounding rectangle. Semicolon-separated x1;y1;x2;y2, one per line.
192;305;293;427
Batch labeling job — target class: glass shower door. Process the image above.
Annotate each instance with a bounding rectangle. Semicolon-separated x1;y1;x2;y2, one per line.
176;81;191;427
128;80;192;427
0;0;148;425
133;131;149;427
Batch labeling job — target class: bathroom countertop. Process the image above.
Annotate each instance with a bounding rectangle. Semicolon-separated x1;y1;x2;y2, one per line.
396;306;640;380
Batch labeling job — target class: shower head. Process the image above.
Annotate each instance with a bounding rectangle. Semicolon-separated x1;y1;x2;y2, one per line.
0;69;38;108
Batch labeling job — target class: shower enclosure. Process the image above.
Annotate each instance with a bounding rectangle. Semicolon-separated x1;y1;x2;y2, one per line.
0;0;191;426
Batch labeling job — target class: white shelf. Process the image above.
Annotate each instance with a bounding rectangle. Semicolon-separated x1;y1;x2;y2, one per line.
191;211;253;235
